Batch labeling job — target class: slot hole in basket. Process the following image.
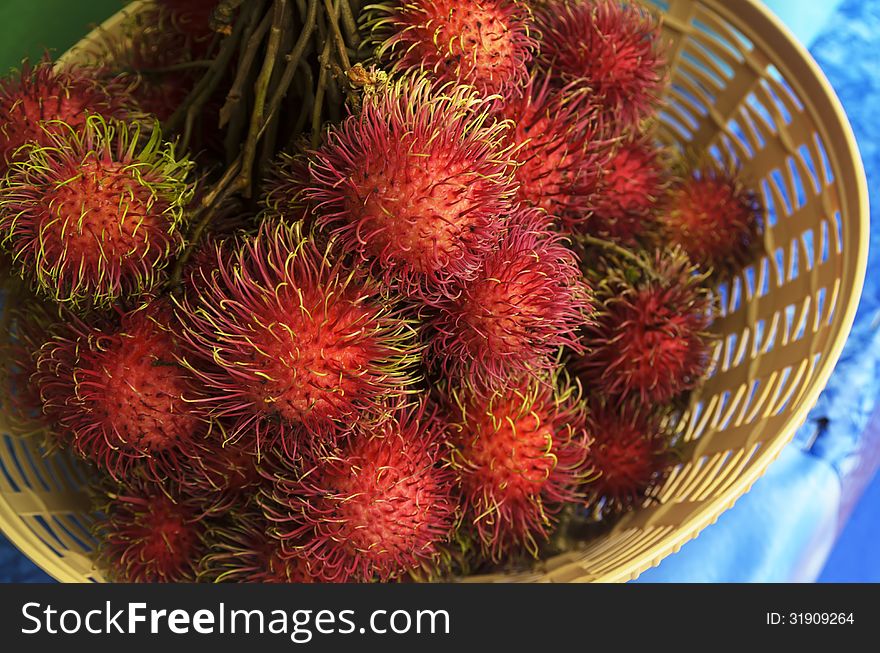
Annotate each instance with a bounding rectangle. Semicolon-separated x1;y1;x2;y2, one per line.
3;436;29;491
745;92;776;137
729;276;743;313
752;319;766;357
815;287;827;331
787;157;807;210
659;110;693;142
772;366;794;415
32;514;67;554
814;133;834;184
680;49;726;93
723;334;737;371
740;108;766;152
820;220;831;263
794;300;809;342
788;240;800;281
832;211;843;254
761;179;777;227
0;436;21;493
765;65;804;113
726;119;754;159
801;229;816;271
20;444;51;493
668;95;700;130
784;303;797;343
716;280;729;318
670;82;709;117
742;379;762;424
773;247;785;287
757;257;771;297
692;17;747;63
797;144;820;195
743;264;756;299
686;38;734;80
52;515;93;553
770;169;793;216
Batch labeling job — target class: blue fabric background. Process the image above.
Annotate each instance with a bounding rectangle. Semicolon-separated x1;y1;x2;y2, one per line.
1;0;879;583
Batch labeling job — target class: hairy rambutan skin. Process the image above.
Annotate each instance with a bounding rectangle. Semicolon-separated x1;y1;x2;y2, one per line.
183;435;262;508
94;478;208;583
447;373;591;560
0;61;135;173
262;403;458;582
199;512;324;583
428;207;591;392
261;150;314;226
588;136;668;244
34;299;210;482
365;0;538;100
157;0;220;42
307;76;517;300
0;116;194;308
501;74;613;227
536;0;666;133
662;166;764;277
175;220;422;457
584;401;674;514
574;247;714;405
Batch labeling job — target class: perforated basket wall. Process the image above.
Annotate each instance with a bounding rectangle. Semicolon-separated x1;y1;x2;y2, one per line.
0;0;868;583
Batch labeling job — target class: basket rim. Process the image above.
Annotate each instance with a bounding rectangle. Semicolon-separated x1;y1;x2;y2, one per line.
0;0;870;584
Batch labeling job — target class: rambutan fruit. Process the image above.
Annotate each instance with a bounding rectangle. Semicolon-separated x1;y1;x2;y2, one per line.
0;116;194;308
573;247;714;405
156;0;220;43
174;220;422;456
307;76;517;300
365;0;538;100
261;150;313;227
0;60;135;173
662;165;764;277
447;372;590;560
34;298;210;482
584;400;674;514
588;136;668;244
184;435;261;501
200;512;323;583
261;402;458;582
536;0;666;133
428;206;591;392
500;74;613;227
94;477;208;583
91;7;200;124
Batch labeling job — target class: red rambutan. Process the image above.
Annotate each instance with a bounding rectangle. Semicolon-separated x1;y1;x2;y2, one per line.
307;76;517;300
200;512;324;583
0;116;194;308
261;150;313;226
262;402;458;582
448;372;590;560
0;61;135;173
584;400;674;513
34;299;209;481
536;0;666;133
501;74;613;227
95;477;208;583
662;165;764;277
574;247;714;404
588;136;668;244
156;0;220;42
366;0;538;99
184;435;262;503
174;220;421;456
428;206;591;392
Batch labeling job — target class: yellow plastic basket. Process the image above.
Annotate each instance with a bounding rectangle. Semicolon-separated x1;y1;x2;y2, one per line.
0;0;869;583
